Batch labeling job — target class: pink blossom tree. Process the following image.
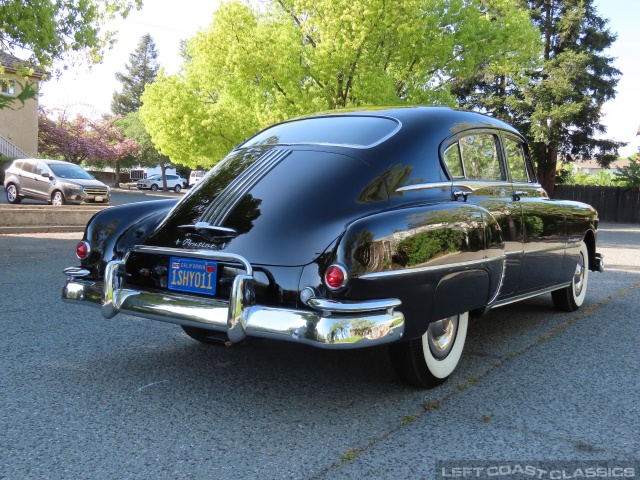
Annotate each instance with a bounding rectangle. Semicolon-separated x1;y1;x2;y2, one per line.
38;109;139;186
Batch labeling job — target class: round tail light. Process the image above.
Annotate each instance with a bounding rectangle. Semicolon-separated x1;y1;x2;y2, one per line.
324;264;348;290
75;241;91;260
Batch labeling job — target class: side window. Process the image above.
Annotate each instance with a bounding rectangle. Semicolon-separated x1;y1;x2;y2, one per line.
22;161;35;174
459;134;502;181
443;143;464;178
504;137;529;182
34;163;50;176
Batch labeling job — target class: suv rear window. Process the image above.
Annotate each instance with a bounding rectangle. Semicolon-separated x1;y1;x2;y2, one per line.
241;116;400;149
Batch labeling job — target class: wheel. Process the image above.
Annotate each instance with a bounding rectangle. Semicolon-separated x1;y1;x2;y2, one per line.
174;184;181;193
181;325;229;345
6;184;22;204
51;190;65;206
389;312;468;388
150;184;158;191
552;242;589;312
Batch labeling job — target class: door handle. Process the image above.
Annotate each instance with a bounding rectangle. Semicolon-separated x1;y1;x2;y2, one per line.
512;190;529;201
453;190;472;202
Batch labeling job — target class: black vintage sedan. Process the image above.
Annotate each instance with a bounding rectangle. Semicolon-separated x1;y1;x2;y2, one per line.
62;107;603;388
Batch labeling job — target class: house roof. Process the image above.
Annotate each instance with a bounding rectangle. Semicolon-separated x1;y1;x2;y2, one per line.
0;51;46;78
575;159;631;170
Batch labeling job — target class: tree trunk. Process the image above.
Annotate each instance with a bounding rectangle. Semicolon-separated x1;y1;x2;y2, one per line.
161;163;168;191
538;143;558;197
114;159;121;188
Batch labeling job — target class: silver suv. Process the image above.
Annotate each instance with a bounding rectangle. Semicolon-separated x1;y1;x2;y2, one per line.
4;159;111;205
136;174;187;193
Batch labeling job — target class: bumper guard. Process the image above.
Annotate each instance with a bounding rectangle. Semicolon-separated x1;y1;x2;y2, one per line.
62;246;404;349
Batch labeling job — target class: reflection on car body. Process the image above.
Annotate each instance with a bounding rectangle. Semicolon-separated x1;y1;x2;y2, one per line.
61;106;604;388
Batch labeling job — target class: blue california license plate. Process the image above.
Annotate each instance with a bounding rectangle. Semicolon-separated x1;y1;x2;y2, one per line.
168;257;217;295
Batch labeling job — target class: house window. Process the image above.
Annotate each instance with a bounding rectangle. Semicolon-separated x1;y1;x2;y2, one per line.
1;79;16;96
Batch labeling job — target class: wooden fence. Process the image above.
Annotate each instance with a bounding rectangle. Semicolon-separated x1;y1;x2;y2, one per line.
553;185;640;224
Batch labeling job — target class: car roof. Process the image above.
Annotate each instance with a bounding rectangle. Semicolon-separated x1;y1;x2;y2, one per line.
16;158;78;166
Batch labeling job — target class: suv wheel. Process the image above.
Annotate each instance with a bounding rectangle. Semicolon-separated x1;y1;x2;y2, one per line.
150;184;159;191
6;184;22;204
51;190;66;206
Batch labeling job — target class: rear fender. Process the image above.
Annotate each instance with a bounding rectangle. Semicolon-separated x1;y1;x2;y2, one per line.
331;202;504;338
81;199;178;277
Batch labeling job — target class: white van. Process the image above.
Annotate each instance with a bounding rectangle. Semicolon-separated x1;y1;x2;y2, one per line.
189;170;205;185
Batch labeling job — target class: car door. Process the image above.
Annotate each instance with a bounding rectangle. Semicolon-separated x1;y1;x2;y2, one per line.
18;160;39;197
442;131;524;298
502;135;565;293
32;162;54;200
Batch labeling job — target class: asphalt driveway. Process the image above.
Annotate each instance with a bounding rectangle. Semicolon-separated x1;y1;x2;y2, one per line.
0;223;638;479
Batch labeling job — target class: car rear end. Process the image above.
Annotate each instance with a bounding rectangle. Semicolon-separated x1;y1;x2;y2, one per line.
62;114;407;348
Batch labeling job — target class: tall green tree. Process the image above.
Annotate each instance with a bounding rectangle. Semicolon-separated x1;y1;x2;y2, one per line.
117;111;173;189
112;33;160;115
141;0;541;169
453;0;623;196
0;0;142;108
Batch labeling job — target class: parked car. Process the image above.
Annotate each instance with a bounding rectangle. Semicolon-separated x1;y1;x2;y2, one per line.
136;174;187;193
62;107;603;388
189;170;205;185
4;158;110;205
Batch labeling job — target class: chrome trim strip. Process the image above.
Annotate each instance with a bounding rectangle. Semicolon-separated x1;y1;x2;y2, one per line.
491;283;571;309
487;258;507;306
61;278;405;349
306;297;401;313
201;149;290;225
396;182;452;193
127;246;253;276
63;267;91;278
177;224;238;236
359;255;506;279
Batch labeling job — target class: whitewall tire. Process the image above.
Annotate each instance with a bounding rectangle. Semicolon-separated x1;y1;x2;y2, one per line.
390;312;468;388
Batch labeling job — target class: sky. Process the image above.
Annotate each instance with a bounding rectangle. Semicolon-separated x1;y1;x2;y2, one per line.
39;0;640;157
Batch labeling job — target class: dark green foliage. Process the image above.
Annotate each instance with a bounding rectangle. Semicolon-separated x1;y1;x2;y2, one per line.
0;156;15;184
453;0;624;196
111;34;160;115
615;158;640;190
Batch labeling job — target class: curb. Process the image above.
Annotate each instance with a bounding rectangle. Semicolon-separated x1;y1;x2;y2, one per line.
0;205;106;235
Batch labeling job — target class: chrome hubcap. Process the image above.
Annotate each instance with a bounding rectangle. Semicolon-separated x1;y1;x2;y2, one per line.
427;315;458;359
52;193;62;205
573;252;585;296
7;186;16;201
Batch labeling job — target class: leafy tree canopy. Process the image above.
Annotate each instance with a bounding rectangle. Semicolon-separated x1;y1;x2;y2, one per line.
615;159;640;190
1;0;142;67
141;0;541;169
453;0;624;195
112;34;160;115
1;0;142;108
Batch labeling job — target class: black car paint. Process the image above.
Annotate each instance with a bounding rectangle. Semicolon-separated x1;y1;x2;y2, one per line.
74;107;599;341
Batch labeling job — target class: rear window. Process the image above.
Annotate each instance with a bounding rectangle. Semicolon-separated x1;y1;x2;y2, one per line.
241;116;400;149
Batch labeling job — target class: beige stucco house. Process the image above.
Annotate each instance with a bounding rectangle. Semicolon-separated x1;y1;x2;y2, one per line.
572;158;631;176
0;52;45;158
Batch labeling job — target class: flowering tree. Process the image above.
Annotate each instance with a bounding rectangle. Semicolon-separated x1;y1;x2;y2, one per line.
38;109;139;186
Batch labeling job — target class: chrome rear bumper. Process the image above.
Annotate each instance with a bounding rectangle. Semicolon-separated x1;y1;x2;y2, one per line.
62;248;404;349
